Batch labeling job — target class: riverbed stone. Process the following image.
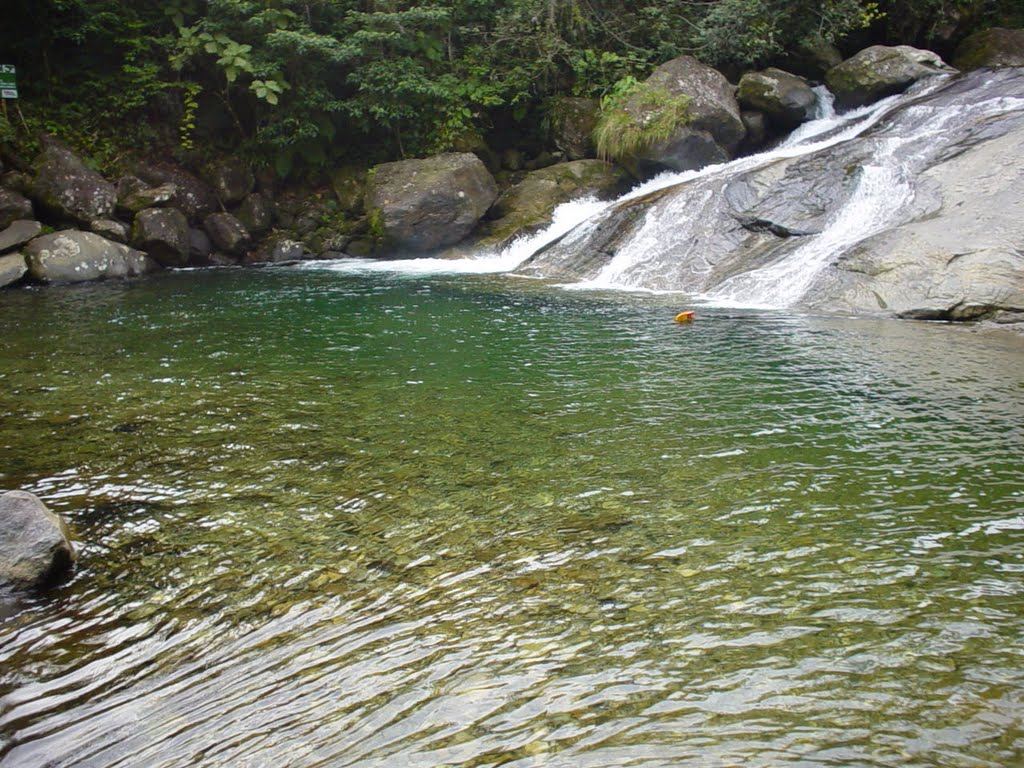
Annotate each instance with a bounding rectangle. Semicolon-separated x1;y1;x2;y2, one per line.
133;162;217;222
29;137;116;225
90;219;128;243
119;183;178;215
131;208;190;267
738;68;818;130
0;190;33;230
0;254;27;288
0;491;76;589
24;230;160;283
365;153;498;253
245;237;307;264
953;27;1024;70
826;45;955;109
0;220;42;254
203;212;251;256
235;192;275;235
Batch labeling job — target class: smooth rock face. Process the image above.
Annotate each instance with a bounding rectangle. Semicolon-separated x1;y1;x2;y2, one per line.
203;212;252;256
480;160;632;247
549;97;599;160
205;158;255;205
632;55;746;174
738;68;818;130
0;189;33;230
0;491;76;589
235;192;275;235
30;138;116;225
0;254;27;288
365;153;498;253
826;45;955;108
0;220;42;254
131;208;190;267
133;163;217;222
24;230;160;283
953;27;1024;70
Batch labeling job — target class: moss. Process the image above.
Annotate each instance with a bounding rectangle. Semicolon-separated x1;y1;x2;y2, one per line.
366;207;386;241
593;82;691;164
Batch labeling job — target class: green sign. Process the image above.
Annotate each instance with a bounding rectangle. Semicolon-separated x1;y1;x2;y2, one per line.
0;65;17;99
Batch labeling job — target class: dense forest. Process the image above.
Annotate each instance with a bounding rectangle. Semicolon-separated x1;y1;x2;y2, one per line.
2;0;1021;182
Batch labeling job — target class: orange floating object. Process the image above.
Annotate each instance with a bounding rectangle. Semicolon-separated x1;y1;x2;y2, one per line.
674;311;695;323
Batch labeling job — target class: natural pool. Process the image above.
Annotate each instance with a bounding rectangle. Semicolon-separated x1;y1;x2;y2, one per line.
1;268;1023;767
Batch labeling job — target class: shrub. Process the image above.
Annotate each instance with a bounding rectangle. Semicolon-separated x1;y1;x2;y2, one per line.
593;78;690;164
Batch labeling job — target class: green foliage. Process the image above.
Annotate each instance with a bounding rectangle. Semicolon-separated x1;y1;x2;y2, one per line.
594;78;690;164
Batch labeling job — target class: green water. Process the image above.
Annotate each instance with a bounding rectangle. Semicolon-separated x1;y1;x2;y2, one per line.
1;268;1023;767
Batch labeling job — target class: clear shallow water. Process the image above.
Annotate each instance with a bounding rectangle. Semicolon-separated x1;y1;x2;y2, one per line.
1;269;1024;767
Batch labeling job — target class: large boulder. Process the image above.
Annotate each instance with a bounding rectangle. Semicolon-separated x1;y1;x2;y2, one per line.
235;192;275;235
479;160;632;248
118;183;178;216
365;153;498;253
131;208;190;267
953;28;1024;71
0;491;76;589
0;189;33;229
330;167;366;214
0;254;27;288
245;236;307;265
0;220;42;254
203;212;251;256
777;34;844;81
626;56;746;175
23;230;160;283
90;219;128;243
29;137;116;225
738;68;818;131
549;97;600;160
132;162;217;221
826;45;955;109
204;157;254;205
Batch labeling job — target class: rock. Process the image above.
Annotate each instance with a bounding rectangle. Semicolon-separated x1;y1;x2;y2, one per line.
23;230;160;283
245;237;307;264
0;220;42;254
525;151;563;171
90;219;128;243
133;163;217;221
480;160;632;248
450;131;501;174
778;34;843;80
738;68;818;130
549;96;599;160
826;45;955;109
365;153;498;253
346;239;376;257
740;111;768;150
131;208;190;267
0;254;27;288
115;175;147;201
502;148;526;172
330;167;365;214
188;227;213;265
205;158;255;205
29;137;116;225
119;183;178;215
953;27;1024;71
0;491;76;589
630;55;746;174
235;192;275;235
203;212;251;256
1;171;31;196
0;189;33;229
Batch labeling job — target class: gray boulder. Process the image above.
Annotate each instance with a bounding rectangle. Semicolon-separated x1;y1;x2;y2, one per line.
330;167;365;214
245;237;307;264
365;153;498;253
235;192;275;235
131;208;190;267
90;219;128;243
133;163;217;221
629;55;746;174
30;137;116;225
953;28;1024;71
778;34;844;80
0;491;76;589
0;189;33;229
740;111;768;150
24;230;160;283
549;96;599;160
479;160;632;248
826;45;955;109
205;158;254;205
188;227;214;265
0;220;42;254
203;212;251;256
0;254;27;288
738;68;818;130
119;183;178;215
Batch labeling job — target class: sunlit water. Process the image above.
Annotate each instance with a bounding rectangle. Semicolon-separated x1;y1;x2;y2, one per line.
2;269;1024;767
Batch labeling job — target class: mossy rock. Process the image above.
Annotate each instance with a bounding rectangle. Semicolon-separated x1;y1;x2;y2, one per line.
549;97;599;160
330;166;366;214
825;45;954;109
953;28;1024;71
